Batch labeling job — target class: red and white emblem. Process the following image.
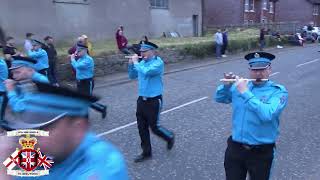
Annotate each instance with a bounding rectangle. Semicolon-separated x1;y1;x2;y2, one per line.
17;149;39;171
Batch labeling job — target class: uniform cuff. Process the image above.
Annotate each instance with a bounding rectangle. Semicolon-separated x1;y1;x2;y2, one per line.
7;91;17;99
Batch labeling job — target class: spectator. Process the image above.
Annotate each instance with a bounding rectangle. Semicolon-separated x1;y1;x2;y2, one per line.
295;33;305;46
2;37;19;71
81;34;94;56
115;26;131;55
68;36;85;55
162;32;167;38
222;29;229;57
43;36;59;86
24;32;34;53
276;32;283;49
259;28;266;51
215;29;223;59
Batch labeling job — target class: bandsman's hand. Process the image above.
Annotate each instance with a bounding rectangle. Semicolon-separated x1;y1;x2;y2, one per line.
235;76;248;94
70;53;76;60
131;54;139;64
223;72;236;86
4;79;16;92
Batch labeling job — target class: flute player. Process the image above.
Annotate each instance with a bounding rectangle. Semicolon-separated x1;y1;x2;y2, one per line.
128;41;175;163
214;52;288;180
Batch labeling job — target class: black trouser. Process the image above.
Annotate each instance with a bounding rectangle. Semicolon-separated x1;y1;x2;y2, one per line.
38;68;49;77
136;95;173;155
0;92;7;121
222;43;228;55
77;78;94;95
224;136;275;180
48;61;58;84
76;78;106;116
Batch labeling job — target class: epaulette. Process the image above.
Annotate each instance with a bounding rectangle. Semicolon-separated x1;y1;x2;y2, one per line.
271;82;287;92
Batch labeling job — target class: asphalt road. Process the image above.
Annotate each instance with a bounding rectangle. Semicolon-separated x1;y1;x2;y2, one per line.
88;44;320;180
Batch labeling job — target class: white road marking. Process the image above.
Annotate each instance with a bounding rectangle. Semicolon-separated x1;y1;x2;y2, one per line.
97;96;209;137
296;59;320;68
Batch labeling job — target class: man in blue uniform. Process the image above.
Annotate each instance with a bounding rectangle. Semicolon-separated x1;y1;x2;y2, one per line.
0;82;129;180
0;58;8;121
70;43;94;95
4;56;49;113
70;44;107;118
27;40;49;77
215;52;288;180
128;41;175;163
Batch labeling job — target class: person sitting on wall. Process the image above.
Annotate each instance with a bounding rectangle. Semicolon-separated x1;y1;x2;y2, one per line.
115;26;132;55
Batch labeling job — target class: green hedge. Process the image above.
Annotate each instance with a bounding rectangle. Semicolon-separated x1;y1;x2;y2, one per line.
176;36;290;58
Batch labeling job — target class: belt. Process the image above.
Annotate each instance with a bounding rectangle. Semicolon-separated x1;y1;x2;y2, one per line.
139;95;162;101
228;136;275;150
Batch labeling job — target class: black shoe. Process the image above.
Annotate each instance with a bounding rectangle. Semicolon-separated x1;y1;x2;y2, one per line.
102;105;107;119
134;153;152;163
167;134;175;150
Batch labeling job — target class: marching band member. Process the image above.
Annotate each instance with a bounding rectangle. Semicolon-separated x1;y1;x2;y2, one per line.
70;43;107;118
4;56;48;113
128;41;175;163
1;82;129;179
215;52;288;180
0;57;8;121
27;40;49;77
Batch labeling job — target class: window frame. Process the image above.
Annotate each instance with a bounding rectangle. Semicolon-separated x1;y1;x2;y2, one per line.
262;0;268;10
244;0;249;12
52;0;89;5
150;0;169;9
269;1;274;13
313;5;319;16
249;0;255;12
245;0;255;12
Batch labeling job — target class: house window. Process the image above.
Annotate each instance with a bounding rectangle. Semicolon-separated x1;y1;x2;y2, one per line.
269;1;274;13
249;20;254;24
244;20;249;25
313;5;319;15
245;0;249;12
53;0;89;5
245;0;254;12
244;0;254;12
150;0;169;9
262;0;268;10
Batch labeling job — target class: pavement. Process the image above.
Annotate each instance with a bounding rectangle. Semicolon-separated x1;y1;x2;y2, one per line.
86;44;320;180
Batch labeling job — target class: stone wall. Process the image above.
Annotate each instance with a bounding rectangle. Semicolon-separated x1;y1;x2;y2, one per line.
56;49;193;81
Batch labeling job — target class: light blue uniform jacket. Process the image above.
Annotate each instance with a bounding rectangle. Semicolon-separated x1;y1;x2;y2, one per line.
128;56;164;97
71;54;94;80
215;80;288;145
15;133;129;180
28;49;49;71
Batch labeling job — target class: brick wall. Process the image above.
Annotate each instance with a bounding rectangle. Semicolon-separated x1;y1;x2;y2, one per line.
275;0;319;25
203;0;243;27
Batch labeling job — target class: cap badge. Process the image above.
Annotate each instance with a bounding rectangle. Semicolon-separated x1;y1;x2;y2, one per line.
254;53;260;58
